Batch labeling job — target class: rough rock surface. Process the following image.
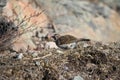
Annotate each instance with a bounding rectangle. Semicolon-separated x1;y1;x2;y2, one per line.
89;0;120;13
2;0;54;51
37;0;120;41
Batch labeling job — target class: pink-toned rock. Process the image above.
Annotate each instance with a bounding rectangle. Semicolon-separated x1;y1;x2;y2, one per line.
12;33;36;52
37;0;120;42
2;0;51;51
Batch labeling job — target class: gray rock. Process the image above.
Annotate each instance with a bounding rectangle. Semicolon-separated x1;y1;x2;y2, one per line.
13;53;24;60
34;61;40;66
36;0;120;41
0;0;7;7
32;52;38;58
74;75;84;80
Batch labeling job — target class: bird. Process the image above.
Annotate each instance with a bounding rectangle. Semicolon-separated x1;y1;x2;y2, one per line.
45;33;90;49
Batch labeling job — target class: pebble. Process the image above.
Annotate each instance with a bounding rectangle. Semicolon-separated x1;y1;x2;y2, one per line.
83;43;89;48
13;53;24;59
99;47;103;50
32;52;38;58
40;43;44;48
74;75;84;80
34;61;40;66
64;66;69;71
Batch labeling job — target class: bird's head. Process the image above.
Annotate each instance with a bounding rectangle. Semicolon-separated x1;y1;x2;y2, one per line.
52;33;60;41
45;33;60;41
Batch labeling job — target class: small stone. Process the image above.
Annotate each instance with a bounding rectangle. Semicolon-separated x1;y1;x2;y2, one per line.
74;75;84;80
99;47;103;50
56;50;63;54
13;53;24;59
35;61;40;66
17;53;24;59
83;43;89;48
40;43;44;48
64;66;69;71
32;52;38;58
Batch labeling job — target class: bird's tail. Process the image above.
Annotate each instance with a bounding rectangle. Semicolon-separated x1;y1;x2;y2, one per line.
77;38;90;42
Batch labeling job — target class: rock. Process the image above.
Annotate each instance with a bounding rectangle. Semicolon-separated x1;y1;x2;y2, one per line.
2;0;53;52
2;0;120;52
0;0;7;8
34;61;40;66
73;75;84;80
13;53;24;59
32;52;38;58
83;43;89;48
0;0;7;13
11;33;37;52
37;0;120;42
45;41;58;49
17;53;24;59
98;0;120;11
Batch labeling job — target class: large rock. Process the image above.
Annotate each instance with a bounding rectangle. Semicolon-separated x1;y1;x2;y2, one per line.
36;0;120;42
2;0;52;52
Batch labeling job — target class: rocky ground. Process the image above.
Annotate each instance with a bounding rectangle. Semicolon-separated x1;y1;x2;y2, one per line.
0;0;120;80
0;41;120;80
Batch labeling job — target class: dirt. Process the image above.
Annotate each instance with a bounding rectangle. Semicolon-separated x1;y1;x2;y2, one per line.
0;41;120;80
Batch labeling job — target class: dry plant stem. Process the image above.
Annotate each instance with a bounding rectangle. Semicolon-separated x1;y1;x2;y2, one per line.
32;52;52;60
10;10;46;44
7;2;33;22
11;19;47;46
16;9;45;28
0;32;18;49
0;3;46;50
19;19;47;35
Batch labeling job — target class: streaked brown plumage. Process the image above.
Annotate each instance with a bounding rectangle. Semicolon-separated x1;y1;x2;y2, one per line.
55;35;77;45
45;33;90;49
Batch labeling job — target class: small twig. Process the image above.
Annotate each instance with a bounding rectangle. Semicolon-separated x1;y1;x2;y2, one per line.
32;52;52;60
16;9;45;28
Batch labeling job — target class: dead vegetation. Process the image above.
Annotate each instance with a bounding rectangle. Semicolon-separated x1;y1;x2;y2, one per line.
0;41;120;80
0;16;17;50
0;1;120;80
